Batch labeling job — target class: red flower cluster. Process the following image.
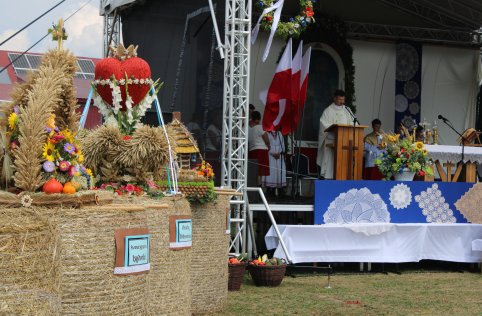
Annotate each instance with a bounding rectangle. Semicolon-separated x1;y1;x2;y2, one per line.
97;182;144;196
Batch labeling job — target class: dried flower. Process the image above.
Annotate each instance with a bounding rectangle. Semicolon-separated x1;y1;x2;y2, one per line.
20;194;33;208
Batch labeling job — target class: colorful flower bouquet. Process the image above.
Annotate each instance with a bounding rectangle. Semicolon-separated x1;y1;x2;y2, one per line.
41;114;94;190
194;161;214;181
374;133;433;180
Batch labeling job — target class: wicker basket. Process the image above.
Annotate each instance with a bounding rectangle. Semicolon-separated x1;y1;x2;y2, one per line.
248;264;287;287
228;263;246;291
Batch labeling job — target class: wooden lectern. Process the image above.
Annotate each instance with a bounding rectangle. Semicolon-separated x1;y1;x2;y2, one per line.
326;124;368;180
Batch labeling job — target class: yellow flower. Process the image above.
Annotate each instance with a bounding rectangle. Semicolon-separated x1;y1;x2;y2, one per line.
8;113;17;130
415;142;424;150
77;151;84;163
63;129;74;143
380;141;387;148
85;168;93;177
388;135;397;143
42;142;55;162
46;114;56;130
422;149;428;156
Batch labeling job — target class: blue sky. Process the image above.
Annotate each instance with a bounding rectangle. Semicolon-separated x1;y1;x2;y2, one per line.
0;0;103;57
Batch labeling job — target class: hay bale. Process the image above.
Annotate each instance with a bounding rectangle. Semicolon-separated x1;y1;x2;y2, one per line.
190;195;230;314
0;208;60;293
145;196;192;316
55;204;149;315
114;196;192;316
0;195;195;315
0;287;61;315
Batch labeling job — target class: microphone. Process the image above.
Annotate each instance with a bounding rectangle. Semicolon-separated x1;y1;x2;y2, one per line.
438;114;449;123
344;105;359;124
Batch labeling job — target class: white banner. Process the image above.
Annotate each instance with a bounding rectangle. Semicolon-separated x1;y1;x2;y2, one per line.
251;0;285;62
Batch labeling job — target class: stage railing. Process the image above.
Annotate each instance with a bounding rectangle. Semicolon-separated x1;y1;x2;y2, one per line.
245;187;293;264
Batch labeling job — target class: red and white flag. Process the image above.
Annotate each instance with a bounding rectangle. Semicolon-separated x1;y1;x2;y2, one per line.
298;46;312;113
286;40;303;134
262;38;292;133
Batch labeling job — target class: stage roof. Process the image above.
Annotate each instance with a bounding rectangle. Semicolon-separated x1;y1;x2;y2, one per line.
106;0;482;47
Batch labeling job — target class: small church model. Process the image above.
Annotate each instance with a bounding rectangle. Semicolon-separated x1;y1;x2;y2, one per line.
167;112;201;169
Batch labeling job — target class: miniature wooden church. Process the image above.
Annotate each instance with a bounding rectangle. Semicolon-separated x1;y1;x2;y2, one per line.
167;112;201;169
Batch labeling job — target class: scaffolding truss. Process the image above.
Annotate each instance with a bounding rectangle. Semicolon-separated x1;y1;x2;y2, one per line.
102;5;121;57
346;21;482;45
222;0;252;255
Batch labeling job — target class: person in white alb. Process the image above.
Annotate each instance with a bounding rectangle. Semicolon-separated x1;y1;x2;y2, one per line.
316;90;355;179
262;130;286;194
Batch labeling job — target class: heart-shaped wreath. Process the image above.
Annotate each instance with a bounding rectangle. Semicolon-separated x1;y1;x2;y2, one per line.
258;0;315;38
92;44;162;135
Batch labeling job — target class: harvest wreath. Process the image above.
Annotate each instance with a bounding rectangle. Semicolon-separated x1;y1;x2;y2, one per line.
258;0;315;38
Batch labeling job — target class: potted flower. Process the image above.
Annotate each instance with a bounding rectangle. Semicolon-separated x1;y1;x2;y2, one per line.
374;133;433;181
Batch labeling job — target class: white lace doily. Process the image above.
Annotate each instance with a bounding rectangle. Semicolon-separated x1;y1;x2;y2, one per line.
396;43;419;82
409;102;420;115
414;183;456;223
395;94;408;112
404;81;420;99
324;188;390;224
389;183;412;210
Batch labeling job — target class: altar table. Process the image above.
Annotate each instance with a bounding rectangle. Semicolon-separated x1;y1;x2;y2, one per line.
265;224;482;263
425;145;482;182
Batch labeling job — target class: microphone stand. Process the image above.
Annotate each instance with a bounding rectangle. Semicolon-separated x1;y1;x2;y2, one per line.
439;118;467;163
345;106;359;180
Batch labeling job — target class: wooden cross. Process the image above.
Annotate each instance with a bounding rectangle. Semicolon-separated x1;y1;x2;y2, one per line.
342;140;359;180
50;18;67;50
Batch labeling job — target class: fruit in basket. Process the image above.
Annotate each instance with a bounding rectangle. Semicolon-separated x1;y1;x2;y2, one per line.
249;254;285;266
228;257;240;264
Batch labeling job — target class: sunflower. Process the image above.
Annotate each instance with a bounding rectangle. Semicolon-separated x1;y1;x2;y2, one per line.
415;142;424;150
388;135;397;143
422;149;428;156
42;142;56;161
8;113;18;130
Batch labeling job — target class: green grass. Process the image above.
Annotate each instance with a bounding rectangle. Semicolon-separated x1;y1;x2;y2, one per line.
215;272;482;315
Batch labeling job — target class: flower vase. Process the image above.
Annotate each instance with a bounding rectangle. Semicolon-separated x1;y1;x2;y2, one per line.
394;168;415;181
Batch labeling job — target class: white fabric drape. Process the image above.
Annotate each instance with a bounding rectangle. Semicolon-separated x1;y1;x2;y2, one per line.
265;224;482;263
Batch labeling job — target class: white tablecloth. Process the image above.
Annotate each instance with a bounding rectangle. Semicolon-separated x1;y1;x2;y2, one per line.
265;224;482;263
425;144;482;163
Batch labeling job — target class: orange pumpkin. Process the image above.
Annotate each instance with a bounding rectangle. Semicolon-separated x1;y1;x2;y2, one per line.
43;178;63;194
62;182;76;194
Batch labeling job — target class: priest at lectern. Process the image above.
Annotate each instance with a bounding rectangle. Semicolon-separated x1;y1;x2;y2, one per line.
316;90;356;179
